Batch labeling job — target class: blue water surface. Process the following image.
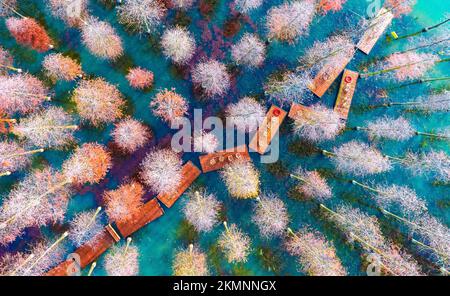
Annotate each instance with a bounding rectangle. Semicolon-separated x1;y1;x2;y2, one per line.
0;0;449;276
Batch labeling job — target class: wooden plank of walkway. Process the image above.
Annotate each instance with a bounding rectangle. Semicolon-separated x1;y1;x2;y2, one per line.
288;103;315;120
308;54;354;98
248;105;287;155
334;69;359;123
199;145;250;173
157;161;201;208
116;198;164;238
357;7;394;55
46;228;116;276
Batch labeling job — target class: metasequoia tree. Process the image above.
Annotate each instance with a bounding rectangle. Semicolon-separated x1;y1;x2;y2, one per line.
104;181;145;223
72;78;125;126
68;207;103;247
42;53;83;82
225;96;266;133
173;244;209;276
0;140;43;174
351;180;428;218
183;190;222;233
0;73;50;115
285;227;347;276
0;168;71;246
150;89;188;124
126;67;154;89
48;0;88;27
111;118;152;153
218;222;251;263
266;0;316;43
231;33;266;68
321;204;424;276
117;0;166;33
12;106;77;148
80;17;123;60
290;168;332;201
140;149;183;195
292;104;342;143
234;0;263;14
0;235;66;276
161;27;196;65
362;52;443;81
221;160;260;199
381;91;450;112
252;194;290;238
6;17;53;52
62;143;112;185
356;116;449;141
104;238;139;276
192;131;219;153
192;60;230;98
322;141;392;176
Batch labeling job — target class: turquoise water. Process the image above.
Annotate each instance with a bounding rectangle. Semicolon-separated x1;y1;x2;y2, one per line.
0;0;449;276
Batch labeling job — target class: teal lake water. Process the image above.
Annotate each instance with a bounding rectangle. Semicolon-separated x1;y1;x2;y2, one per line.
0;0;449;275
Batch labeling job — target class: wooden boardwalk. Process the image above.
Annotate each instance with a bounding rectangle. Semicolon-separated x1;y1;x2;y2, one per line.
249;105;287;154
46;199;164;276
46;228;116;276
157;161;201;208
308;54;354;98
199;145;250;173
116;198;164;238
334;69;359;123
46;162;200;276
357;7;394;54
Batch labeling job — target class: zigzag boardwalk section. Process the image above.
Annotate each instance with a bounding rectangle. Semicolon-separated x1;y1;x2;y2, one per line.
199;145;250;173
46;161;200;275
46;199;165;275
334;69;359;125
357;7;394;54
249;105;287;155
156;161;201;208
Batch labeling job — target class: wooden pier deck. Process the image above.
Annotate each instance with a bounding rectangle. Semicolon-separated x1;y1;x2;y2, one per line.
116;198;164;238
249;105;287;155
199;145;250;173
308;54;354;98
334;69;359;123
357;7;394;54
46;199;164;276
156;161;201;208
